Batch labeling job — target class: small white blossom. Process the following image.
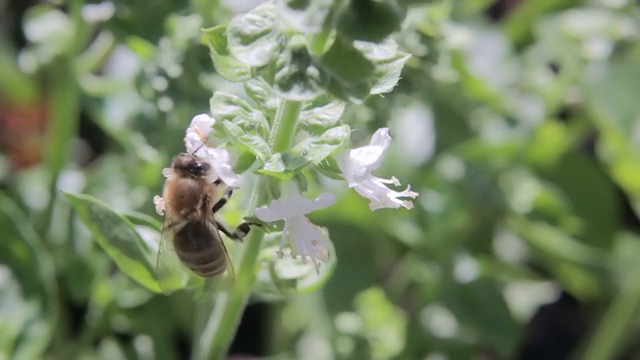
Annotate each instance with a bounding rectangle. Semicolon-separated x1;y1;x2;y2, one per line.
338;128;419;210
255;192;336;273
153;195;165;215
184;113;241;186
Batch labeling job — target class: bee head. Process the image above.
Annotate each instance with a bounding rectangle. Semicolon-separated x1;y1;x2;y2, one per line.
171;153;211;178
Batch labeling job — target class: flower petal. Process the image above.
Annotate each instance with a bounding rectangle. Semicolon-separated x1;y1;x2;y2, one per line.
352;176;419;210
255;193;336;221
343;128;392;184
287;216;331;273
153;195;166;215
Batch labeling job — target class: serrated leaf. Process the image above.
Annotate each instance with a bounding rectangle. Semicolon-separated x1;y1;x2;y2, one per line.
64;192;162;293
292;124;350;164
227;2;281;67
274;38;327;101
299;95;346;132
354;40;410;94
210;92;269;134
221;120;271;161
0;194;56;360
202;25;252;82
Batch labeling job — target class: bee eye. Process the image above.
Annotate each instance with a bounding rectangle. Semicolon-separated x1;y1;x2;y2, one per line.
189;162;210;175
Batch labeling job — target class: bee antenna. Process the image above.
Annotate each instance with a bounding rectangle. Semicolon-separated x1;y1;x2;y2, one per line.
190;142;206;155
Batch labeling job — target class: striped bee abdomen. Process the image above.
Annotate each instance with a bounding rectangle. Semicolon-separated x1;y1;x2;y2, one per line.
174;221;227;277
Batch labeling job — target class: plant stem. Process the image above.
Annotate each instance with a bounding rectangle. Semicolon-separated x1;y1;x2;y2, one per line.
581;289;640;360
269;100;303;153
193;99;302;360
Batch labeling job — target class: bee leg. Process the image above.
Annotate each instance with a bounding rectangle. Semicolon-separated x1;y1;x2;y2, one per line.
216;220;258;242
211;185;234;214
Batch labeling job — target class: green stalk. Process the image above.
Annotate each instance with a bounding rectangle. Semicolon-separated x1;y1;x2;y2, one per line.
269;100;303;152
581;289;640;360
193;99;302;360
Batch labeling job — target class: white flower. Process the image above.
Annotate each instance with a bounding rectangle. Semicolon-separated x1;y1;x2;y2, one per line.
338;128;418;210
184;113;240;186
255;192;336;273
153;195;166;215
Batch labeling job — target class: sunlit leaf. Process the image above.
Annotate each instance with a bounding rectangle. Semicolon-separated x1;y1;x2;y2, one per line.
210;92;270;135
291;124;350;164
299;95;346;132
226;2;281;67
64;192;162;293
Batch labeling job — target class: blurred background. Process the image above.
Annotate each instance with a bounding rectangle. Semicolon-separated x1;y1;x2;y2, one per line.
2;0;640;359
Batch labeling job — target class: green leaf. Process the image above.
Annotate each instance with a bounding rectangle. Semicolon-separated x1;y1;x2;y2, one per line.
259;153;306;179
276;0;334;34
244;77;279;115
354;40;410;95
0;194;56;360
355;287;407;359
319;36;374;84
64;192;162;293
508;216;607;267
210;92;269;134
202;25;252;82
226;2;281;67
299;95;346;132
292;124;350;164
337;0;404;42
441;279;520;358
220;120;271;161
315;156;345;180
233;151;258;173
273;37;327;101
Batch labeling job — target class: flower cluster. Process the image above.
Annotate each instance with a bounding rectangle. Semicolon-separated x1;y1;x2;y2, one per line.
156;115;419;273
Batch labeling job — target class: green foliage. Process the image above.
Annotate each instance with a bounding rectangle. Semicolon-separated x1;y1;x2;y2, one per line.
4;0;640;359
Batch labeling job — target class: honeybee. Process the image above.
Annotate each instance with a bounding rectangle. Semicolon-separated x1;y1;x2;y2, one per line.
156;153;252;292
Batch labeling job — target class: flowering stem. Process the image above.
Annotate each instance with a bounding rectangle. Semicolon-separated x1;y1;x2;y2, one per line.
193;99;303;360
269;100;303;152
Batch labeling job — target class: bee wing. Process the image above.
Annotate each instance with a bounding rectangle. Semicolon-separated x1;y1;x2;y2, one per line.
156;218;202;294
208;220;236;284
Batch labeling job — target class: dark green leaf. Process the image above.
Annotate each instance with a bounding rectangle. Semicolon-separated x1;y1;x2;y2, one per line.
273;37;327;101
319;36;374;85
64;192;162;293
441;279;520;358
337;0;404;42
